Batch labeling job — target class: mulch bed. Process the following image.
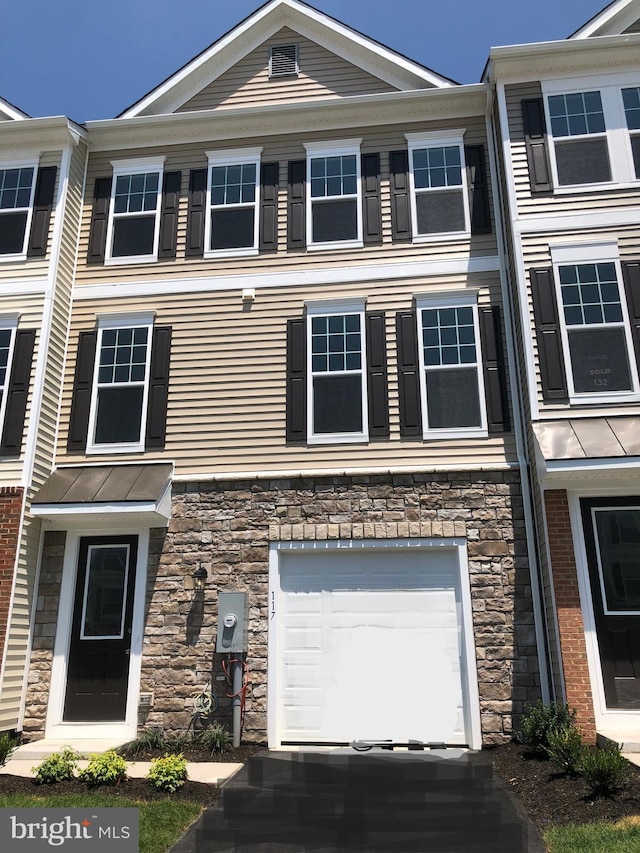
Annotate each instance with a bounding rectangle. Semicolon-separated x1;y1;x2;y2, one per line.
490;741;640;830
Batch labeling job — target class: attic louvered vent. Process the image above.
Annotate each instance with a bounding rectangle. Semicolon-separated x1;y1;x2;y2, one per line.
269;44;299;78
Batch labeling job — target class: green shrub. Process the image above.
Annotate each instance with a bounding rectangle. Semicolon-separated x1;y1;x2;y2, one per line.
33;747;80;784
546;725;584;777
581;743;629;797
0;732;18;766
147;753;188;793
199;723;232;755
118;727;166;758
515;700;577;756
78;750;128;786
165;732;192;753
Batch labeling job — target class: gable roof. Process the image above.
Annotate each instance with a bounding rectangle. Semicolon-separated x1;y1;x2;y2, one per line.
119;0;454;119
0;96;29;121
570;0;640;37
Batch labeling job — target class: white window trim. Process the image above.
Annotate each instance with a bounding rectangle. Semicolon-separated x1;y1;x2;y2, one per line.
79;543;131;641
305;297;368;444
0;316;18;437
591;505;640;618
0;158;38;263
105;156;166;266
415;291;487;440
204;147;263;259
406;130;470;243
86;313;155;455
549;243;640;404
542;75;640;193
303;139;363;251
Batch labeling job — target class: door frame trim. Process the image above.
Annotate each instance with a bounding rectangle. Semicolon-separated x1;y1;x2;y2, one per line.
45;528;149;740
568;490;640;733
267;537;482;750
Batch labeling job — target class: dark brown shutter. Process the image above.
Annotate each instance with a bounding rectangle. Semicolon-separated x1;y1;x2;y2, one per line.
185;169;207;257
286;317;306;442
145;326;172;450
87;178;112;264
530;268;568;399
365;312;389;437
465;145;491;235
158;171;181;259
479;306;509;433
622;262;640;378
390;151;412;241
522;98;553;194
27;167;57;257
396;311;422;437
361;153;382;244
67;330;97;452
260;162;279;252
0;329;36;456
287;160;306;249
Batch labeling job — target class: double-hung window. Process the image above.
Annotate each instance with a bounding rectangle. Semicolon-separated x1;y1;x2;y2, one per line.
304;140;362;249
0;161;36;258
205;148;262;256
106;158;165;263
550;244;639;403
307;300;368;443
406;132;470;239
543;75;640;189
416;293;486;438
87;315;153;453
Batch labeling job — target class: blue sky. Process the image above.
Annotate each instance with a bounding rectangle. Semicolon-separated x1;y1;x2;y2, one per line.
2;0;609;123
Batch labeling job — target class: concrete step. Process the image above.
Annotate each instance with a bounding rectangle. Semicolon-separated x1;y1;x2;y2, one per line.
597;731;640;753
10;739;128;760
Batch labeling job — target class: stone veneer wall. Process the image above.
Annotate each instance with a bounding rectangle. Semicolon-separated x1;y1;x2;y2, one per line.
23;472;541;745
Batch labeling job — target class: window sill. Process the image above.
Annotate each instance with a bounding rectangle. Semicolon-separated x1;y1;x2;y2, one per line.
568;392;640;406
307;433;369;445
105;255;158;266
307;240;363;252
553;180;640;195
85;442;145;455
0;253;27;263
204;247;259;259
422;428;488;441
412;231;470;244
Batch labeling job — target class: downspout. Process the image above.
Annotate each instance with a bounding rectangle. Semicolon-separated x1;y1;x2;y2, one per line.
485;87;552;705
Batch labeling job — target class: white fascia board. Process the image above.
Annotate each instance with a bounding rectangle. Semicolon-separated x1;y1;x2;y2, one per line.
570;0;640;38
74;254;501;302
31;498;171;530
487;33;640;83
89;85;488;153
0;116;86;150
0;97;29;121
121;0;452;118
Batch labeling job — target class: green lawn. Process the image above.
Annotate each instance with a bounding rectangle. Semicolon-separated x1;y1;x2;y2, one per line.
0;792;203;853
544;817;640;853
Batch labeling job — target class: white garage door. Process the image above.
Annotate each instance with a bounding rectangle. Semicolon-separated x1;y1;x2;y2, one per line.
276;548;469;746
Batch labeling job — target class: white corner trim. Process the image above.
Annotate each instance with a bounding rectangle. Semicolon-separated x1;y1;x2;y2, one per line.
74;255;502;302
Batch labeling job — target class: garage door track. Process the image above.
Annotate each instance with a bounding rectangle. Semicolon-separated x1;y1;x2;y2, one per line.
171;748;545;853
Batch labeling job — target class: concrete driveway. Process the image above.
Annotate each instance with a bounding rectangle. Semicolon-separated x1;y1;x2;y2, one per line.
171;748;545;853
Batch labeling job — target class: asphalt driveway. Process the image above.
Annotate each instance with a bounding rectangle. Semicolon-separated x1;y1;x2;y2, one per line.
171;748;545;853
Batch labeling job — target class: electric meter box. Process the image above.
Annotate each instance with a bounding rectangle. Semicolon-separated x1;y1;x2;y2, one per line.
216;591;249;653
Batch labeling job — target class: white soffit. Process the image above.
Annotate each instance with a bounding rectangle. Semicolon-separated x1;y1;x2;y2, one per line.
119;0;454;119
570;0;640;38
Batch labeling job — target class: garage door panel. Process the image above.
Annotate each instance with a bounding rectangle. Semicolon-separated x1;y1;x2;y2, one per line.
277;548;470;745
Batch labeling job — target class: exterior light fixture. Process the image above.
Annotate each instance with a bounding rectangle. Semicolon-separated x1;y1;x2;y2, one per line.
193;565;208;593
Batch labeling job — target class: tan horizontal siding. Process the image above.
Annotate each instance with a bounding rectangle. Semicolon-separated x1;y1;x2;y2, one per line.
0;151;62;282
58;269;515;477
505;82;640;217
178;28;397;113
521;224;640;415
76;118;497;286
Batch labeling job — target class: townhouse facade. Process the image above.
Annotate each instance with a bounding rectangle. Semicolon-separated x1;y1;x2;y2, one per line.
2;0;639;752
488;0;640;743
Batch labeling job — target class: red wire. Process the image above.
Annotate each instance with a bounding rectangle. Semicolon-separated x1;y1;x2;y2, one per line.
222;658;249;716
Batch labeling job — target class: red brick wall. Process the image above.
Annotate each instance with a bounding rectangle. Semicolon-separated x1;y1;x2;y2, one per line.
544;489;596;742
0;488;24;670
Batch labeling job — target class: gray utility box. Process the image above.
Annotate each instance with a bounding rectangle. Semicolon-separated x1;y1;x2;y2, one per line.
216;591;249;653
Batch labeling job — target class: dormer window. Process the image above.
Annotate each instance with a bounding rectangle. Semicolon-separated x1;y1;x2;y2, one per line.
269;44;298;78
